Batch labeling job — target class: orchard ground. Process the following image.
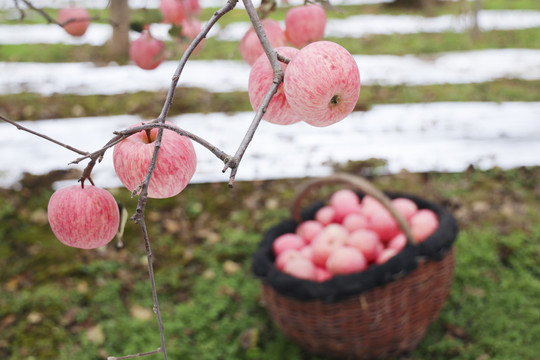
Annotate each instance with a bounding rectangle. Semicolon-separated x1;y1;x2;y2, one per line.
1;167;540;359
1;0;540;359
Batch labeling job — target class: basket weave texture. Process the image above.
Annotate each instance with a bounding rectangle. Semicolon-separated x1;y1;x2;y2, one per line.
252;174;458;359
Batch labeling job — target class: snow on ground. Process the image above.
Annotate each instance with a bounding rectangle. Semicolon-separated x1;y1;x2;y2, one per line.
1;102;539;189
2;10;540;45
1;48;539;95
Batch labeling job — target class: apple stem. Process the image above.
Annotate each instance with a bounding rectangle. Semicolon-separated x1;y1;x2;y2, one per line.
145;128;153;143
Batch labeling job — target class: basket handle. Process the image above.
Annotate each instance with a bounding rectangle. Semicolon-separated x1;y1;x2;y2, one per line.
291;173;417;246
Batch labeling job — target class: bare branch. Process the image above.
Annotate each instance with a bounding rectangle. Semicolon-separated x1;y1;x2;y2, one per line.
223;0;285;187
0;114;88;156
107;348;162;360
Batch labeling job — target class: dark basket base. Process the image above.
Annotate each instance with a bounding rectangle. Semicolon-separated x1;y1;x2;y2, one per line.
261;249;455;359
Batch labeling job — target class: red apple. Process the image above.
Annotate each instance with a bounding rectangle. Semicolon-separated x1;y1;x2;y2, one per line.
284;41;360;127
58;6;91;37
342;213;368;233
248;46;304;125
296;220;324;244
160;0;186;25
376;248;398;265
178;18;205;53
285;4;326;48
129;29;165;70
239;19;287;66
315;266;332;282
387;233;407;252
275;249;302;271
366;206;400;243
326;246;367;275
314;205;336;226
329;189;360;222
185;0;201;16
311;224;347;266
410;209;439;243
283;256;316;280
392;197;418;220
47;185;119;249
273;233;305;256
113;121;197;199
345;229;382;263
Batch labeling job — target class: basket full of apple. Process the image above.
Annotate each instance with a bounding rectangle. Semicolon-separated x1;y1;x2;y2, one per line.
252;173;458;359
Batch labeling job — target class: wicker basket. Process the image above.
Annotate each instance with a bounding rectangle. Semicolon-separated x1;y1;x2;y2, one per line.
252;174;458;359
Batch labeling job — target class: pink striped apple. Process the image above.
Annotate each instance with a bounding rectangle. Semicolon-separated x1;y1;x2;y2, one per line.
47;185;119;249
239;19;287;66
326;246;367;275
113;122;197;199
129;29;165;70
58;6;91;37
159;0;186;25
248;46;303;125
285;4;326;48
284;41;360;127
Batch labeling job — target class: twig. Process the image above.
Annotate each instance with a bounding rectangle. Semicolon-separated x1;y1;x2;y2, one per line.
120;2;240;359
107;348;162;360
0;114;88;156
223;0;286;187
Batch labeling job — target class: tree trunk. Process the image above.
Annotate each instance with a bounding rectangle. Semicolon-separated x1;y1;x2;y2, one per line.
109;0;130;62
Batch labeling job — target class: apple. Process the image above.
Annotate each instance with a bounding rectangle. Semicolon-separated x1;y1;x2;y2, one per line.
392;197;418;220
248;46;304;125
283;41;361;127
345;229;381;263
285;4;326;48
387;233;407;252
366;206;400;243
314;205;336;226
47;185;119;249
185;0;201;16
159;0;186;25
376;248;398;265
113;121;196;199
326;246;367;275
296;220;324;244
272;233;305;256
311;224;347;266
315;266;332;282
410;209;439;242
330;189;360;222
342;213;368;233
239;19;287;66
283;256;316;280
58;6;91;37
275;249;302;271
129;29;165;70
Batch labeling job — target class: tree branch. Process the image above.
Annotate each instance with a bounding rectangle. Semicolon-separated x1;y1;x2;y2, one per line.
0;114;88;156
107;348;162;360
223;0;285;187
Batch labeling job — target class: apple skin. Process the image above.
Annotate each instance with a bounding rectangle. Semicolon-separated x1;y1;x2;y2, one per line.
285;4;327;48
129;30;165;70
47;185;119;249
248;47;304;125
113;122;197;199
410;209;439;242
159;0;186;25
239;19;287;66
273;233;305;256
284;41;361;127
58;7;91;37
326;246;367;275
283;256;316;280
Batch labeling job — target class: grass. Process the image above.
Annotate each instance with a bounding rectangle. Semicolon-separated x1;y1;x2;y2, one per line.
2;0;540;26
2;27;540;63
1;167;540;359
2;78;539;121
